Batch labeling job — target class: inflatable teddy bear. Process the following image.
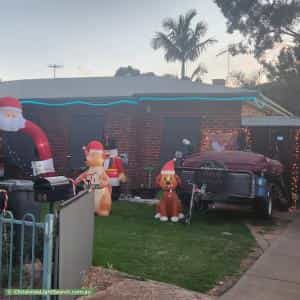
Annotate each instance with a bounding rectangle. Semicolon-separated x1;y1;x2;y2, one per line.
75;140;112;216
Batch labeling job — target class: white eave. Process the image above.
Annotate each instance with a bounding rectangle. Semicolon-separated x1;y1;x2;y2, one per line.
242;116;300;127
248;93;294;117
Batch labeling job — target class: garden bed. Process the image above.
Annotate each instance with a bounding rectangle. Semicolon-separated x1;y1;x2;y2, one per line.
81;267;212;300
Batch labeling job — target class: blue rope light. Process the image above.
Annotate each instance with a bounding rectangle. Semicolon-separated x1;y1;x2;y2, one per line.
21;99;138;107
139;96;256;102
20;95;256;107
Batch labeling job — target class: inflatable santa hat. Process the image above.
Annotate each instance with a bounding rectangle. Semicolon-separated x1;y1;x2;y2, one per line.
83;140;104;155
161;159;176;175
0;96;23;111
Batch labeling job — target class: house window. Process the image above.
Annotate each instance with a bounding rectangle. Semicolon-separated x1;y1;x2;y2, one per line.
160;117;201;164
70;114;104;169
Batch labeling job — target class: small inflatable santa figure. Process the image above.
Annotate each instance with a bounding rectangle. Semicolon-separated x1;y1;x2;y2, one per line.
103;136;126;201
0;96;55;176
75;140;112;216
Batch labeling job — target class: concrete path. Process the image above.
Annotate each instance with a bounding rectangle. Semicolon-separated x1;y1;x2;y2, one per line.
221;212;300;300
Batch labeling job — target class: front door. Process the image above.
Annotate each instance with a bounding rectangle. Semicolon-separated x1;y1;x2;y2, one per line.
160;117;201;164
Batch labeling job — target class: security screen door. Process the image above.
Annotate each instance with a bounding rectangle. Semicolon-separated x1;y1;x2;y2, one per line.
160;117;201;164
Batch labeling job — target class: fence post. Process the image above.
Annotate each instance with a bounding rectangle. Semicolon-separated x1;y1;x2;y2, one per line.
42;213;54;298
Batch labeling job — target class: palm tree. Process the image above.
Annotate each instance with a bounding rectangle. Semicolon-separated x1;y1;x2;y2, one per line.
151;9;217;79
190;63;208;82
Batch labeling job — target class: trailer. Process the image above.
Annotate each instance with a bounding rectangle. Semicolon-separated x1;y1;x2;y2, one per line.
175;151;289;223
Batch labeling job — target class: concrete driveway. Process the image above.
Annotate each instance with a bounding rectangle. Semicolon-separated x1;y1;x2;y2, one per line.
221;211;300;300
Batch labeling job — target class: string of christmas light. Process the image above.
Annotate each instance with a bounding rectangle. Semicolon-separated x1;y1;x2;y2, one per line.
291;128;300;207
241;127;253;151
200;128;240;152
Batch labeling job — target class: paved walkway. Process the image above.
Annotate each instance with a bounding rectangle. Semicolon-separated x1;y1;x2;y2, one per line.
221;212;300;300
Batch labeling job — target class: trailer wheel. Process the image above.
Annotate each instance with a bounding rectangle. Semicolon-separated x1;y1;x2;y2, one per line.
194;194;209;212
255;187;273;219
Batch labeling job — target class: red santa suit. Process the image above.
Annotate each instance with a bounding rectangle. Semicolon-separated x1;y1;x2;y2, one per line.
104;149;126;187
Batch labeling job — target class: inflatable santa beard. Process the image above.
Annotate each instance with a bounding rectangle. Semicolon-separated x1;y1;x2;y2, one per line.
0;105;26;132
0;97;55;176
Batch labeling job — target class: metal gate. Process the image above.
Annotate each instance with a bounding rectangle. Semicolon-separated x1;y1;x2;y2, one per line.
0;210;54;297
54;191;94;300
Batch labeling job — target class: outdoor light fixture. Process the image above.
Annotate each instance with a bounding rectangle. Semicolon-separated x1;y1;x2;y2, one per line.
276;136;284;141
182;138;191;145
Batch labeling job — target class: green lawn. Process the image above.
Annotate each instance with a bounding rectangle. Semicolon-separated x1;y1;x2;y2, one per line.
93;202;255;292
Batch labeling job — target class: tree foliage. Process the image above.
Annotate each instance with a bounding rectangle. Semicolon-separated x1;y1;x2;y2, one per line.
230;71;260;88
262;45;300;81
190;63;208;82
114;66;141;77
215;0;300;58
152;9;216;78
260;79;300;115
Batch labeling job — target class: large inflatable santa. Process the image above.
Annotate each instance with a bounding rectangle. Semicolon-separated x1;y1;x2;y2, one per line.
0;96;55;176
103;136;126;201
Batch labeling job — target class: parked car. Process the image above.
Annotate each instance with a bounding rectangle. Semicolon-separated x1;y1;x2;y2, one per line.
175;150;289;222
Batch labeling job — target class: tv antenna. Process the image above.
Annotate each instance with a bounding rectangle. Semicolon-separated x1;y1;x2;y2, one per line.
48;64;64;79
216;47;231;79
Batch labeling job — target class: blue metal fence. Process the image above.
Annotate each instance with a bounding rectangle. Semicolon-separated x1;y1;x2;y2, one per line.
0;210;54;296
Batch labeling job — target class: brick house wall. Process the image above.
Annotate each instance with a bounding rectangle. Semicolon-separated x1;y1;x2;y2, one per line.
12;101;242;189
21;104;139;183
134;102;241;187
242;103;266;117
103;106;139;188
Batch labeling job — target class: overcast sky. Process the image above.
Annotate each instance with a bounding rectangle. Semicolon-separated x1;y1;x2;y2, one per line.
0;0;261;83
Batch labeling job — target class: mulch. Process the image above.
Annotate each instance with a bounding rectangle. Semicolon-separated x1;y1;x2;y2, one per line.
80;267;214;300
